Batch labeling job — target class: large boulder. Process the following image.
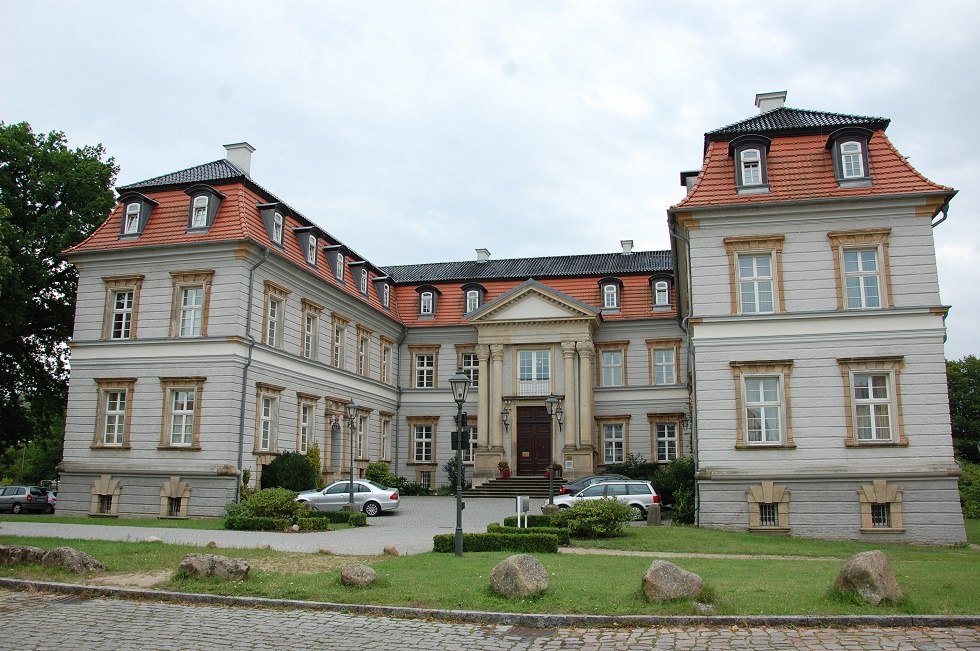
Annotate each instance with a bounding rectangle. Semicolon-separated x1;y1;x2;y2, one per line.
0;545;46;566
177;553;250;581
41;547;106;573
340;564;378;587
642;560;703;602
489;554;549;598
834;550;902;606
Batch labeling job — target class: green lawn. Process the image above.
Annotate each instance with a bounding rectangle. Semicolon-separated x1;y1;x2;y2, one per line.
0;514;226;529
2;521;978;616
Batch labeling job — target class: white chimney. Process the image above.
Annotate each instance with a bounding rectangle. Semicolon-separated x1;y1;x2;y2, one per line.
755;91;787;113
476;248;490;263
620;239;634;255
224;142;255;175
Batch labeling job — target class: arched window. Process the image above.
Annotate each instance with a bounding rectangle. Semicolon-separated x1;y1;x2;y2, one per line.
603;283;619;309
739;148;762;185
654;280;670;306
272;212;284;245
307;236;317;265
420;291;434;314
840;141;865;178
466;289;480;313
191;195;209;228
124;203;141;234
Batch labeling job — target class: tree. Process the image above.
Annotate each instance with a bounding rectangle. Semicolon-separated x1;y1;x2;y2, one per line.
948;356;980;463
0;122;117;453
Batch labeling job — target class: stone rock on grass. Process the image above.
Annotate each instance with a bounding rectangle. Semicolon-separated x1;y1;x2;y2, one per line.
642;560;703;602
178;553;249;581
489;554;549;598
834;550;902;606
41;547;106;573
0;545;46;566
383;545;400;557
340;564;378;586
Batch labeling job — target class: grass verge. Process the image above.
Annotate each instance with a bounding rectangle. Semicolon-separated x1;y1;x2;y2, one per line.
0;514;227;529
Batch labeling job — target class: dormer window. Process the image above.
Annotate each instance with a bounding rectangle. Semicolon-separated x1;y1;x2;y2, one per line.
599;278;622;310
124;203;141;234
466;290;479;313
382;284;390;307
336;253;344;281
461;283;486;314
257;203;288;247
730;134;771;194
185;185;224;231
655;280;670;306
191;196;208;228
307;236;317;265
827;128;873;187
840;141;865;178
421;291;433;314
372;275;392;309
360;269;368;294
273;212;284;245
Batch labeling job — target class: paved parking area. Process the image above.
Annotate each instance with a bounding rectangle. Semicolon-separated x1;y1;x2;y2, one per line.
2;590;979;650
0;496;530;555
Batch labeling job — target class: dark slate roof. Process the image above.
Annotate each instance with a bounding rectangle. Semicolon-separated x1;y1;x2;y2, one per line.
116;159;247;192
382;250;672;283
706;107;890;142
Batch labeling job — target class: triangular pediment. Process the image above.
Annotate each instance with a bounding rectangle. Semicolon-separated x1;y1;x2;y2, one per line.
470;280;598;324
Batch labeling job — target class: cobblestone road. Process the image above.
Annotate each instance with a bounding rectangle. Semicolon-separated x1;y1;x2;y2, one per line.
3;590;979;650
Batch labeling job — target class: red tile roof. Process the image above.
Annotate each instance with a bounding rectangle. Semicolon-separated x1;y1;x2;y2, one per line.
673;131;952;211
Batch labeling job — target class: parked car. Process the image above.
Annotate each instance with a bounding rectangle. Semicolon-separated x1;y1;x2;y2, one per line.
548;480;659;520
296;480;399;517
46;491;57;513
0;485;52;514
558;474;631;496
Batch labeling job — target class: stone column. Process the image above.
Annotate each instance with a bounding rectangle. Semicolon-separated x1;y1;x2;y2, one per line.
577;341;595;447
561;341;578;449
476;344;490;447
490;344;505;449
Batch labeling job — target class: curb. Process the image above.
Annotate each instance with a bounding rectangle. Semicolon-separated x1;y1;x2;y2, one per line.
3;578;980;629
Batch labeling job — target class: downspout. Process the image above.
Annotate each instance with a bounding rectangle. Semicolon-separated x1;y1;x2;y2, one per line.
235;247;270;503
391;325;408;477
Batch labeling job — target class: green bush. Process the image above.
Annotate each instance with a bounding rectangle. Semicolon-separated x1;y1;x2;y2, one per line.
487;523;571;545
672;486;696;524
960;460;980;519
305;444;324;489
365;461;400;488
398;481;431;496
260;451;318;492
230;487;304;520
551;499;634;538
432;533;558;553
297;509;367;526
347;512;367;527
502;514;555;528
224;515;290;531
296;517;331;531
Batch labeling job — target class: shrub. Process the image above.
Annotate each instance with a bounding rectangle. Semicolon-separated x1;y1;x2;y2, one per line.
672;486;696;524
398;481;431;496
551;499;633;538
233;487;304;520
224;515;290;531
503;514;555;528
487;523;571;545
347;512;368;527
305;444;324;489
300;509;368;526
296;517;331;531
432;533;558;553
443;455;471;491
365;461;400;488
260;451;318;492
960;460;980;519
652;455;696;508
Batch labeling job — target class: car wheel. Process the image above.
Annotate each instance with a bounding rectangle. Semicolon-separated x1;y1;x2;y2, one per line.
45;505;54;514
558;504;570;510
11;503;23;514
630;504;645;521
362;501;381;517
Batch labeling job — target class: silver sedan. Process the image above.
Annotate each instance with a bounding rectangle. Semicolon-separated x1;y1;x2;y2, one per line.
296;480;400;517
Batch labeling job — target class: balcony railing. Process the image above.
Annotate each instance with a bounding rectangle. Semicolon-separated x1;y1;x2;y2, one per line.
518;379;551;396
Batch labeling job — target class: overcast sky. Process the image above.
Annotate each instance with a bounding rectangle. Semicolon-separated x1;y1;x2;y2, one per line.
2;1;976;358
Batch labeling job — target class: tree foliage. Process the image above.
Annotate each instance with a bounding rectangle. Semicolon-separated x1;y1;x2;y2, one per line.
0;122;117;451
948;356;980;463
260;451;318;491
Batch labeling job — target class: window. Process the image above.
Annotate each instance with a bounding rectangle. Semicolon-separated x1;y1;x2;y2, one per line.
191;195;209;228
460;425;478;463
101;275;144;340
263;281;290;348
602;423;625;464
656;423;677;462
654;280;670;306
357;328;371;376
602;283;619;309
413;424;433;463
840;141;865;179
740;148;762;185
419;471;432;490
381;338;394;384
647;339;680;386
414;351;435;388
518;349;550;395
600;348;624;387
730;135;771;191
99;494;113;514
828;129;872;185
360;269;368;294
254;383;283;452
94;378;135;448
307;236;317;265
272;212;284;245
724;236;784;315
747;481;790;530
160;377;205;449
379;415;392;460
420;291;433;315
357;415;368;459
170;271;214;338
298;400;316;455
124;202;141;234
301;300;322;360
332;316;348;368
459;350;480;388
382;284;390;308
465;289;480;313
336;253;345;281
167;497;183;517
838;356;906;447
828;229;891;310
731;360;795;449
859;479;904;532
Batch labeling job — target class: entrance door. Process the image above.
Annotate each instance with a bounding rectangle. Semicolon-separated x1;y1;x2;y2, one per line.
516;406;552;476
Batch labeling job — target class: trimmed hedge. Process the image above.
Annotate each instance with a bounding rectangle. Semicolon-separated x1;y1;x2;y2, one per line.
224;515;290;531
502;514;555;528
303;510;366;525
487;523;570;545
432;532;558;553
348;512;367;527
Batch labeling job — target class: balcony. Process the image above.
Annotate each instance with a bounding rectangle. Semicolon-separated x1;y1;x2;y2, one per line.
518;379;551;396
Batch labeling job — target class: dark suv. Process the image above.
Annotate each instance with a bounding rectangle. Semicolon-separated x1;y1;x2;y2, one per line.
0;485;52;514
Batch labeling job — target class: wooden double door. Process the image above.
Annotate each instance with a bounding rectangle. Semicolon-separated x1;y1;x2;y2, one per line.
515;406;554;476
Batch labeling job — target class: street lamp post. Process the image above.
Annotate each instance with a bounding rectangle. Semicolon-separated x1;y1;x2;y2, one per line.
545;395;563;506
345;400;358;512
448;369;471;557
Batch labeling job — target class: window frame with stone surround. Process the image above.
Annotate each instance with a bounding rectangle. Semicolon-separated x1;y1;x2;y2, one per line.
597;342;627;388
159;377;205;450
837;356;907;447
169;270;214;338
723;235;785;315
380;337;395;384
647;338;681;386
747;481;791;532
730;360;795;449
858;479;904;533
297;394;319;455
828;229;892;311
647;413;683;463
101;275;144;340
408;417;439;464
597;416;629;465
262;281;290;349
93;378;136;449
331;314;349;369
379;412;393;461
411;346;439;389
300;299;323;360
356;326;372;376
254;383;284;453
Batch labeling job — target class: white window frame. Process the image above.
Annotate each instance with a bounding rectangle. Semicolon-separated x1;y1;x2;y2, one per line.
600;349;624;387
381;340;393;384
654;348;676;385
357;415;368;459
124;202;140;234
843;247;881;309
332;320;346;368
379;416;391;460
840;140;865;178
360;269;368;294
170;388;197;447
743;375;783;445
654;280;670;306
382;284;390;308
191;195;209;228
272;212;284;245
460;351;479;388
307;236;317;265
852;372;893;442
298;402;314;454
602;283;618;309
336;253;345;281
460;425;478;463
266;296;283;347
420;291;434;315
602;423;625;464
465;289;479;313
415;353;435;388
179;286;204;337
259;394;278;451
656;422;677;463
303;312;318;359
413;424;432;463
357;331;368;375
737;253;775;314
740;148;762;186
102;390;127;446
111;290;134;339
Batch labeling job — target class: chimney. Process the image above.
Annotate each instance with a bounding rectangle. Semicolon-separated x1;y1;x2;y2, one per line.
620;239;634;255
476;248;490;263
754;91;787;113
224;142;255;175
680;171;699;194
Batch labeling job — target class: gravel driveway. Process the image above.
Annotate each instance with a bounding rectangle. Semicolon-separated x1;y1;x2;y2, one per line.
0;496;537;556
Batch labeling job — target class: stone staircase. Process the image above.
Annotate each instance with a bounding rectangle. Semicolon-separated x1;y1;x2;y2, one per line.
464;476;567;499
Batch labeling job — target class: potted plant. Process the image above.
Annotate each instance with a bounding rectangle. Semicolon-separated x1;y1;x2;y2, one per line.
497;461;511;478
544;462;562;479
